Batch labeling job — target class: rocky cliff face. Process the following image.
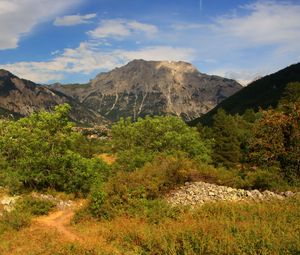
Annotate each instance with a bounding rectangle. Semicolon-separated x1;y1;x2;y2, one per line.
0;69;106;124
52;60;242;121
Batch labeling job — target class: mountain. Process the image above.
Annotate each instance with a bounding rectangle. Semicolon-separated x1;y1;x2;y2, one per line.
0;69;106;124
189;63;300;126
51;60;242;121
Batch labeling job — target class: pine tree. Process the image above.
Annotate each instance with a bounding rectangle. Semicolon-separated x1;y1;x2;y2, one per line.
212;109;241;168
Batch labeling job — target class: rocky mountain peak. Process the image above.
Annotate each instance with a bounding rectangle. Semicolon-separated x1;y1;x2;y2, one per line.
0;69;15;79
52;60;242;122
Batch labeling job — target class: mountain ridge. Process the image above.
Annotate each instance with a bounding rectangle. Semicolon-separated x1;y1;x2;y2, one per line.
0;69;107;124
51;59;242;121
189;62;300;126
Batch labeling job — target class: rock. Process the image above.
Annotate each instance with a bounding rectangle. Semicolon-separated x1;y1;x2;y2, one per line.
283;191;294;197
227;187;234;193
0;196;19;205
165;181;291;207
50;60;242;122
0;196;20;212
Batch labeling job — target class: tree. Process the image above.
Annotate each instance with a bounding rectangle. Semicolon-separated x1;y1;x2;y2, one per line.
111;116;211;171
212;109;241;168
0;104;109;194
249;83;300;181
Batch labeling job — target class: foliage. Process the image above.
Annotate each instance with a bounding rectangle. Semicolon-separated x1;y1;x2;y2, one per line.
191;63;300;126
249;102;299;182
111;116;211;171
242;167;289;191
0;104;110;195
17;196;55;216
56;197;300;255
88;155;197;219
0;194;58;235
0;208;31;232
212;109;241;168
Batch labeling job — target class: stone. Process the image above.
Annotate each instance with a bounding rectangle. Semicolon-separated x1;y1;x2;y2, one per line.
284;191;294;197
165;181;291;207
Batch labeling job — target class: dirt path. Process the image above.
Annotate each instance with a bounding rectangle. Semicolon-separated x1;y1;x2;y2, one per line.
33;201;85;242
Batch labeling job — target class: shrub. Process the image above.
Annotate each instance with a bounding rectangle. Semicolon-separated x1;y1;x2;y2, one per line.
194;163;245;188
243;167;289;191
88;155;198;219
0;105;110;195
0;208;31;232
111;116;211;171
18;196;55;216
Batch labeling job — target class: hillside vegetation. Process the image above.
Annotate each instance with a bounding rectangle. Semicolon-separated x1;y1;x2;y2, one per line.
190;63;300;126
0;82;299;254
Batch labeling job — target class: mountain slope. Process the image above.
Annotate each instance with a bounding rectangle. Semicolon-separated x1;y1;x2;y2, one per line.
51;60;242;121
0;69;107;124
189;63;300;126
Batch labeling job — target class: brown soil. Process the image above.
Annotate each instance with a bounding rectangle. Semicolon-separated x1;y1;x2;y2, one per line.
33;200;86;243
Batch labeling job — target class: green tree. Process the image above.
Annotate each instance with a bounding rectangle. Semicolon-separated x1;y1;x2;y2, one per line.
111;116;211;171
212;109;241;168
0;104;109;194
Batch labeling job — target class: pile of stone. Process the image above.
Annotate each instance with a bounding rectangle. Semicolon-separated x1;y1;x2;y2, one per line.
166;181;298;207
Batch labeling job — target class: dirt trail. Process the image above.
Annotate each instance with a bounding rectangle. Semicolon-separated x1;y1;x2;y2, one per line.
34;201;85;242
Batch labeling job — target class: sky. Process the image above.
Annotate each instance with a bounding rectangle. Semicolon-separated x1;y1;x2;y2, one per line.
0;0;299;85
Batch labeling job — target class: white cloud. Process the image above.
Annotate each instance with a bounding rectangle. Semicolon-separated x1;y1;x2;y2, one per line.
212;68;268;86
0;0;81;50
88;19;158;39
118;46;195;62
54;13;96;26
216;1;300;47
171;23;209;30
0;43;194;83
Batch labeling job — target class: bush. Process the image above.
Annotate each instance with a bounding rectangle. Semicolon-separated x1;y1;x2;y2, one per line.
0;105;110;195
194;163;246;188
18;196;55;216
88;155;198;219
0;208;31;232
111;116;211;171
243;167;289;191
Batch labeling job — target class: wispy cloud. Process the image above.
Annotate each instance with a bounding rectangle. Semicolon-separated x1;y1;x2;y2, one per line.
0;43;194;83
215;1;300;48
88;19;158;39
54;13;97;26
0;0;82;50
168;1;300;82
1;1;300;85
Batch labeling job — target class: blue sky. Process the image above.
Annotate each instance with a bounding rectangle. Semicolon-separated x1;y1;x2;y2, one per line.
0;0;299;85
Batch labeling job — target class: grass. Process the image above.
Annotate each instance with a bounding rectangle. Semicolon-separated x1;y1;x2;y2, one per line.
0;197;299;254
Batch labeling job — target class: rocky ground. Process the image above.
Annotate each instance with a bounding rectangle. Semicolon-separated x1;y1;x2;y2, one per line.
166;181;299;207
0;192;73;215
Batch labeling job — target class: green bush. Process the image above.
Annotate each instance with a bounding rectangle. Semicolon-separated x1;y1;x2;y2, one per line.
88;155;198;219
0;104;110;195
194;163;246;188
111;116;211;171
18;196;55;216
0;208;31;232
243;167;289;191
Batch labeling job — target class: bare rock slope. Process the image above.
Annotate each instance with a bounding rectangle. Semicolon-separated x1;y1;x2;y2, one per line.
52;60;242;121
0;69;106;124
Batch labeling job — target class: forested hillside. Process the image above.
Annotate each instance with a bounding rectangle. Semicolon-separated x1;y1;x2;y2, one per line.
190;63;300;126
